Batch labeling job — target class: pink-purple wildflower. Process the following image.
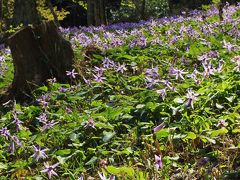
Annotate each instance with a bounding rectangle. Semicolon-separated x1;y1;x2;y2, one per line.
155;154;163;170
31;145;48;161
186;89;198;109
66;69;78;79
41;162;59;179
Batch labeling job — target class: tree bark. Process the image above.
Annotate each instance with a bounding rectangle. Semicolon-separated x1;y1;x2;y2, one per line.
2;21;74;102
87;0;94;26
0;0;3;31
12;0;41;27
87;0;107;26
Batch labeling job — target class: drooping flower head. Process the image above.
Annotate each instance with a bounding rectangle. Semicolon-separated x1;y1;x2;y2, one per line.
186;88;198;109
153;122;165;133
155;155;163;170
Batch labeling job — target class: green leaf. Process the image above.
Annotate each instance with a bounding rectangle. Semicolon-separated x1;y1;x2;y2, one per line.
18;130;32;140
106;166;120;174
232;129;240;133
0;162;7;170
210;128;228;138
56;156;67;164
103;131;116;142
184;132;197;140
120;167;135;177
226;96;235;102
37;86;48;91
106;166;135;177
136;104;145;109
174;97;184;104
205;136;216;144
216;103;224;109
95;122;114;130
55;149;71;156
85;156;98;165
69;133;79;141
155;128;170;139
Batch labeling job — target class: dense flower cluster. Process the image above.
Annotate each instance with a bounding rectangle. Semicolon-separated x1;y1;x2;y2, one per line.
0;3;239;179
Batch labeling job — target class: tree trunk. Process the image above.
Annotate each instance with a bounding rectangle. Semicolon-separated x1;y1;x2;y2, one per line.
2;21;74;102
140;0;146;20
12;0;41;27
87;0;107;26
0;0;3;31
87;0;94;26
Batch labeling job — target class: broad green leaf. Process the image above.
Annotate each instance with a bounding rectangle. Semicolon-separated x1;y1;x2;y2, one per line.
174;97;184;104
55;149;71;156
0;162;7;170
106;166;135;177
37;86;48;91
210;128;228;138
226;96;236;102
184;132;197;140
232;129;240;133
216;103;224;109
205;136;216;144
155;128;170;139
136;104;145;109
69;133;79;141
103;131;116;142
85;156;98;165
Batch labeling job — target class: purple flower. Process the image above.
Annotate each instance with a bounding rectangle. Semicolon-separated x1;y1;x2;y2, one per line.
41;162;59;179
8;141;15;154
93;73;106;83
12;111;23;131
222;40;238;52
232;56;240;71
100;159;108;167
11;135;22;146
102;57;115;69
155;155;163;170
31;145;48;161
145;65;159;78
188;69;201;84
186;89;198;109
156;88;167;100
8;135;22;154
93;66;105;75
161;80;173;90
83;77;91;85
197;157;209;167
37;94;51;109
78;176;84;180
58;87;68;93
65;107;73;113
84;118;96;129
116;62;127;73
145;77;159;88
66;69;78;79
98;172;115;180
170;68;188;80
0;127;11;140
218;119;228;128
203;63;215;77
41;120;58;131
153;122;165;133
36;113;48;124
